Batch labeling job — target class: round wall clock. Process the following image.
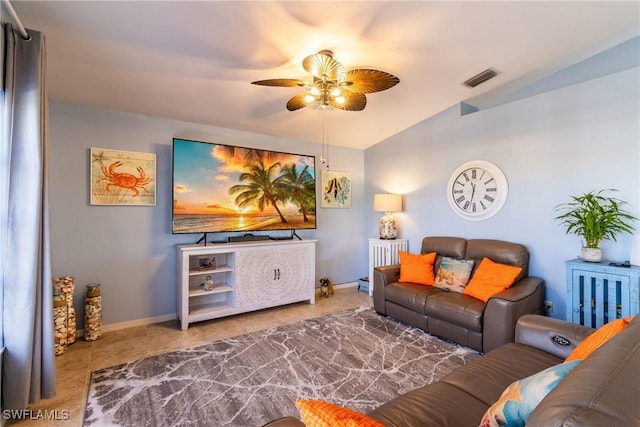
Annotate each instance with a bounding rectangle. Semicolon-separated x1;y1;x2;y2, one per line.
446;160;508;221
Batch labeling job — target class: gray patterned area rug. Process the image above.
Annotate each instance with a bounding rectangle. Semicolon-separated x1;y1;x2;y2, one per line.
84;306;479;426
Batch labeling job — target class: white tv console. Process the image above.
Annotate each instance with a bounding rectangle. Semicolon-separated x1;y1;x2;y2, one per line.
176;239;316;330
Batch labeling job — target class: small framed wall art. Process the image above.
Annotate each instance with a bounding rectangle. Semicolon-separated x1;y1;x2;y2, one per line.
321;170;351;208
90;148;156;206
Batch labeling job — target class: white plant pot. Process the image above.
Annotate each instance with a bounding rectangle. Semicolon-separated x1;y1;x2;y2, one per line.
581;247;602;262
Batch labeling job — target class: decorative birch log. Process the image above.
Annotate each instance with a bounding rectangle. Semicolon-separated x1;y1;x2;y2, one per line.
54;276;77;344
85;284;102;341
53;295;68;356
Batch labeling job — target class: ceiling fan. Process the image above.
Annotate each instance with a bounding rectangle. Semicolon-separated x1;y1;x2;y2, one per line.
251;50;400;112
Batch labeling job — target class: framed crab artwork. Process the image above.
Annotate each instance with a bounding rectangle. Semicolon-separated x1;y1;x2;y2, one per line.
90;148;156;206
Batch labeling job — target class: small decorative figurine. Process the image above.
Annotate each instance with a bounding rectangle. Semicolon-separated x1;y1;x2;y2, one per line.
204;275;214;291
319;277;335;298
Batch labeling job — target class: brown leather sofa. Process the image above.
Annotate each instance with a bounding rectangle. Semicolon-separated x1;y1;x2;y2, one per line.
264;314;640;426
373;236;544;353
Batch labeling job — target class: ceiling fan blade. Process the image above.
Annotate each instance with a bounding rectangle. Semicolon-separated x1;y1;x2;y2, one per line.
343;69;400;94
302;52;346;81
286;94;308;111
332;92;367;111
251;79;305;87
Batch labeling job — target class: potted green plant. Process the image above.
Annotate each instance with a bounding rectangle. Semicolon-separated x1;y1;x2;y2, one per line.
555;189;637;262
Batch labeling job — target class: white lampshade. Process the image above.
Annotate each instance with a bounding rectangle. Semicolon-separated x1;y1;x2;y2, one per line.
373;194;402;239
373;194;402;213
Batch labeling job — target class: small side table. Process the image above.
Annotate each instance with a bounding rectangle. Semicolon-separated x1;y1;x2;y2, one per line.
368;238;408;297
565;258;640;328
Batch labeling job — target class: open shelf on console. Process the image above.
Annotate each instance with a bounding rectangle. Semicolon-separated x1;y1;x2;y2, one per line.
188;284;233;297
188;265;233;276
189;301;235;321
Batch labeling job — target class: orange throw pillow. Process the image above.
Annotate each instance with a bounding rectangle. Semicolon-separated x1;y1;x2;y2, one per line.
463;257;523;302
398;251;436;285
565;316;633;362
296;400;384;427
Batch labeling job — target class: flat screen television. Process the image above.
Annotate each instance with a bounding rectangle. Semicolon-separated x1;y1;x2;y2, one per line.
172;138;316;235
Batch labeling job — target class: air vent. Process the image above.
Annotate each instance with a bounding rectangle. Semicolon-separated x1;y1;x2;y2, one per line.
463;68;498;88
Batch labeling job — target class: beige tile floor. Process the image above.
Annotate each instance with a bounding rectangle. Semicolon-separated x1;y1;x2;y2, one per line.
8;288;372;427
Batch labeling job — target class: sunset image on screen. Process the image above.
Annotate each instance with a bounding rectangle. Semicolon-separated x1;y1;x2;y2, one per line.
172;139;316;233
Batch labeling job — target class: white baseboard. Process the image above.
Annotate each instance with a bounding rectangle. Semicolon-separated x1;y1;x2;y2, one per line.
333;281;359;289
76;284;360;337
76;313;178;337
102;313;177;332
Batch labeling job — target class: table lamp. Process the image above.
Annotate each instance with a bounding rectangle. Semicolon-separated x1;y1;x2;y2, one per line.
374;193;402;239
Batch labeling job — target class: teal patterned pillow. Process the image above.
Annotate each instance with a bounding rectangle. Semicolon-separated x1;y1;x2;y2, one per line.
433;257;474;293
479;360;581;427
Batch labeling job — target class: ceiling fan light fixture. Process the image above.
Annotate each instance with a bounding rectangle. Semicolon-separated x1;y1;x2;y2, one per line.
252;50;400;112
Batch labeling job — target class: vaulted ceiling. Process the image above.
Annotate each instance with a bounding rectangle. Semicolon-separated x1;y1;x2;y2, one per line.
9;1;640;149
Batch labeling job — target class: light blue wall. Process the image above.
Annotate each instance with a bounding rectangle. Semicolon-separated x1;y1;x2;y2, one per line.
365;68;640;320
49;103;366;326
49;66;639;326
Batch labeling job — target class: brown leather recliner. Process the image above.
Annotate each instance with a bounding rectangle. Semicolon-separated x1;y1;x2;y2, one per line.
263;315;639;427
373;236;544;353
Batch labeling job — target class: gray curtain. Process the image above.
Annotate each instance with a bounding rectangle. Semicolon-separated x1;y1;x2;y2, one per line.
1;23;56;411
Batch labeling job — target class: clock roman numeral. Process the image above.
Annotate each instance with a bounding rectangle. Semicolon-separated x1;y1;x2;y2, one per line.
471;169;477;179
484;177;495;185
472;202;477;212
480;201;487;210
456;195;465;203
463;172;470;181
463;201;470;210
486;187;497;192
484;195;495;202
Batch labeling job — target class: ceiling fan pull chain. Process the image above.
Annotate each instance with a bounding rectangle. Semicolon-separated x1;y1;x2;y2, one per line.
321;110;329;170
325;118;330;170
320;110;325;165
